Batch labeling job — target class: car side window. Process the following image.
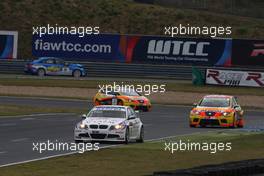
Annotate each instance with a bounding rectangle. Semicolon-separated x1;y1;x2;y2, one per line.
56;59;65;65
107;91;120;96
232;97;238;107
45;59;55;64
128;107;135;117
127;108;133;117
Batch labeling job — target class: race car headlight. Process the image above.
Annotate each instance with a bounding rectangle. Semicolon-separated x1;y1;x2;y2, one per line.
110;122;126;130
79;123;88;129
222;112;231;116
191;110;201;115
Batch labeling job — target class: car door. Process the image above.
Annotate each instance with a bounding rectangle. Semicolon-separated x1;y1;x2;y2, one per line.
127;107;138;138
43;58;58;75
55;58;72;76
131;108;141;138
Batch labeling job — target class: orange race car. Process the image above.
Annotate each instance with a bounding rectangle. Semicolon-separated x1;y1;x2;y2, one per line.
190;95;244;128
93;88;151;112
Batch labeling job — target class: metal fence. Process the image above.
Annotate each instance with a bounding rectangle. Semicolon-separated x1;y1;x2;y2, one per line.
1;60;264;80
0;60;194;80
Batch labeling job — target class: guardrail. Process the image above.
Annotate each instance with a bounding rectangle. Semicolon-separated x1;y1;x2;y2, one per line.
0;60;263;80
0;60;196;80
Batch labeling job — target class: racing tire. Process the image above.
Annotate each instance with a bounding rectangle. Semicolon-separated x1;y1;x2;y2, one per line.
230;115;238;128
117;100;124;106
73;70;81;78
237;119;244;128
124;128;129;144
95;99;101;106
143;106;150;112
37;68;45;77
136;126;144;143
190;124;196;128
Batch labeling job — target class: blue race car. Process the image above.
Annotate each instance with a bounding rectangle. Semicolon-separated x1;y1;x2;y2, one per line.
24;57;86;78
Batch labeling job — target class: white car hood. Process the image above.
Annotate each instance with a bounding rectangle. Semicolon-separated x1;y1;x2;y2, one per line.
83;117;125;125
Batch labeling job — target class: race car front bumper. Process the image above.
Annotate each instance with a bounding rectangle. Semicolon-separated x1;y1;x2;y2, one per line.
190;115;234;127
74;128;126;142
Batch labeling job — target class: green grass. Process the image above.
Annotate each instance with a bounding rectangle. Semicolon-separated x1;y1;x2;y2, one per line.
155;0;264;18
1;0;264;58
0;104;84;117
0;131;263;176
0;77;263;96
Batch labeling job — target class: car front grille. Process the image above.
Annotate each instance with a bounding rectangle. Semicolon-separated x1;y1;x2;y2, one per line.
200;119;220;126
221;119;228;123
89;124;108;129
99;125;108;129
90;134;107;139
107;134;120;138
90;125;98;129
79;133;90;138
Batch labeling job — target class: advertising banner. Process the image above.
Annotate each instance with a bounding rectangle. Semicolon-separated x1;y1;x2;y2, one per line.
126;36;232;66
0;31;18;59
32;34;127;62
232;39;264;66
32;34;232;65
206;69;264;87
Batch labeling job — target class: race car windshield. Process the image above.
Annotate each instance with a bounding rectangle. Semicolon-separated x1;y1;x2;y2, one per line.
88;110;126;118
199;98;230;107
121;90;140;96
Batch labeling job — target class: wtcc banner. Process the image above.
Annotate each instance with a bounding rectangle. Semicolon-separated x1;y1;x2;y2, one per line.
0;31;18;59
32;33;232;66
206;69;264;87
126;36;232;66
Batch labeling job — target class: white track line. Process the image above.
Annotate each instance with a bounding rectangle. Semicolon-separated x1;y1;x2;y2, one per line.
0;132;208;168
0;113;75;119
0;123;16;127
11;138;29;143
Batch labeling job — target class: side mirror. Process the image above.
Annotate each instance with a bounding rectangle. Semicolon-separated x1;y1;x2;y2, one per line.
81;114;87;120
128;115;136;120
234;105;240;111
193;103;198;107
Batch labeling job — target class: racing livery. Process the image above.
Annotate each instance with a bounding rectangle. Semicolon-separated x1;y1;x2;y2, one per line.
190;95;244;128
24;57;86;78
93;88;151;112
74;105;144;143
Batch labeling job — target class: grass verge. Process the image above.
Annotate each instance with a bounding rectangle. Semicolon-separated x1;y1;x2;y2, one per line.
0;104;84;117
2;0;264;58
0;131;263;176
0;77;264;96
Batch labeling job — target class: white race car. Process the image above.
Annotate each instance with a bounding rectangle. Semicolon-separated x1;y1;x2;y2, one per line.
74;105;144;143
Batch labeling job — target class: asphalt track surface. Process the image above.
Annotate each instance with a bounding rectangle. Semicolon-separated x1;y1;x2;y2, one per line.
0;96;264;167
